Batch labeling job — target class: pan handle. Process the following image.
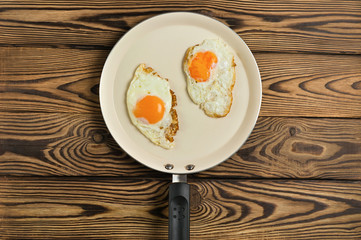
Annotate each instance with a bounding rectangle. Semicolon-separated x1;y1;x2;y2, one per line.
169;175;189;240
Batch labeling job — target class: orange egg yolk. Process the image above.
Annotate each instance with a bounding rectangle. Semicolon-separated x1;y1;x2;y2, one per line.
188;51;218;82
133;95;165;124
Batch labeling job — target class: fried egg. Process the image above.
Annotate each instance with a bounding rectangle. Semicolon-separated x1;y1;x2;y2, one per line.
126;64;179;149
183;39;236;117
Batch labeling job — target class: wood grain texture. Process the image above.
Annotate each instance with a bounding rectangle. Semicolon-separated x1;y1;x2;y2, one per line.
0;0;360;54
258;53;361;117
1;113;361;179
1;177;361;239
0;47;105;113
1;47;361;117
1;1;360;239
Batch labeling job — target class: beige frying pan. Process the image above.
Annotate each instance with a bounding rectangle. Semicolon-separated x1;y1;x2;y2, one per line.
100;12;261;240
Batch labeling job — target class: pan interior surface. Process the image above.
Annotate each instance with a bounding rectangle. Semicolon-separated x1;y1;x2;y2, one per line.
100;12;262;174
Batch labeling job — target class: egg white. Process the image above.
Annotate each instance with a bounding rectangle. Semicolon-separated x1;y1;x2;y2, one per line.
127;64;175;149
184;39;235;117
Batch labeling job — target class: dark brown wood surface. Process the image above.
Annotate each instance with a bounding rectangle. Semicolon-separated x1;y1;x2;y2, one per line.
1;0;360;54
1;48;361;117
1;113;361;179
1;177;361;239
1;0;361;239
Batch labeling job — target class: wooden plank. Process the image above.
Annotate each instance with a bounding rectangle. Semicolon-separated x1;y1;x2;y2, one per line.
1;177;360;239
258;53;361;118
0;47;105;113
0;0;360;54
1;47;361;117
1;113;361;179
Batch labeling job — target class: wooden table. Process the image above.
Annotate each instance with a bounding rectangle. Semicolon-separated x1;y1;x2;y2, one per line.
1;1;361;239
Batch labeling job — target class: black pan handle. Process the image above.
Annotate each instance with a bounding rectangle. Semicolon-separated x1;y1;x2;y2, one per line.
169;181;190;240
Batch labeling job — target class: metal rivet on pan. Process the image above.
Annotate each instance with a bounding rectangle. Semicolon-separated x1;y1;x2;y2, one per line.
185;164;195;171
165;164;174;170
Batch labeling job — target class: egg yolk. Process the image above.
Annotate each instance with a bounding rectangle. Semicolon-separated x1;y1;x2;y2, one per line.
133;95;165;124
189;51;218;82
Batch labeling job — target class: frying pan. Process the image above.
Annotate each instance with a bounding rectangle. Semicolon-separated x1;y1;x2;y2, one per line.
100;12;261;240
